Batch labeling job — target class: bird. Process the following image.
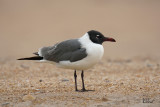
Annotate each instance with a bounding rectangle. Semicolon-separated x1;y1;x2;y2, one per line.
18;30;116;92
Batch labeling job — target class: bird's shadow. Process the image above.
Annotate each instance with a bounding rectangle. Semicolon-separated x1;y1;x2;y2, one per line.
76;89;95;92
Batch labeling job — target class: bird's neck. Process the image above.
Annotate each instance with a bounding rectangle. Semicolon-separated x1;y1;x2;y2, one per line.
79;33;92;46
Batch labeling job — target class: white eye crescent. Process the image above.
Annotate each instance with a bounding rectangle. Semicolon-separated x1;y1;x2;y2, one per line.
96;35;100;39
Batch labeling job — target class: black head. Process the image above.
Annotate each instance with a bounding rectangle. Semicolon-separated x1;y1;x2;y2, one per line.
87;30;116;44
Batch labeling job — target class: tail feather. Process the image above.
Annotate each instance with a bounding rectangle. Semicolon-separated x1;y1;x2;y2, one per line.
33;52;39;55
17;56;43;60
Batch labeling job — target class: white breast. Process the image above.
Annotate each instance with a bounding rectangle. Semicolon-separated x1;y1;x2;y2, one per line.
57;33;104;70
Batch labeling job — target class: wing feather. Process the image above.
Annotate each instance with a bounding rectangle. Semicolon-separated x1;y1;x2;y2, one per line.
39;39;87;62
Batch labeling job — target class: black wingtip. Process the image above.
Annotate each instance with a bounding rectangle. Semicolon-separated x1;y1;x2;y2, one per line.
17;56;43;60
17;58;25;60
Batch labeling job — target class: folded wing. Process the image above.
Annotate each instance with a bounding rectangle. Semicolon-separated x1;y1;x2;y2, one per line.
39;39;87;62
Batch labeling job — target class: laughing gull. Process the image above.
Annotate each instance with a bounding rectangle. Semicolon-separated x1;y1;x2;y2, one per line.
18;30;116;92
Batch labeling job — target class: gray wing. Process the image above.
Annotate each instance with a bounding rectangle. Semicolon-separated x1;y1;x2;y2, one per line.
39;39;87;62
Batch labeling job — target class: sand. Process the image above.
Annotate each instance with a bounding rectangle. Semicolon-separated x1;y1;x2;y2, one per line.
1;0;160;106
0;57;160;107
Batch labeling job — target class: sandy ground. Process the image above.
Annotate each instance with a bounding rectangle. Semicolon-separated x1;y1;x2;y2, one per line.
0;57;160;107
0;0;160;107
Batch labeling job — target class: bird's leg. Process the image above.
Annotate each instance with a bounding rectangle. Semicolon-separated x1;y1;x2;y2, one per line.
74;70;78;91
81;70;86;91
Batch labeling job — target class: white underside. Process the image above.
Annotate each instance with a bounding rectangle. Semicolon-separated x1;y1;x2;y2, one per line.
40;33;104;70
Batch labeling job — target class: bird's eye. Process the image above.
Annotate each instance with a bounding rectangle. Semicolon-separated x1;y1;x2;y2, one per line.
96;35;102;39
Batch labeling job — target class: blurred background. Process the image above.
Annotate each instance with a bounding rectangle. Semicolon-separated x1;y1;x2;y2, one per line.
0;0;160;59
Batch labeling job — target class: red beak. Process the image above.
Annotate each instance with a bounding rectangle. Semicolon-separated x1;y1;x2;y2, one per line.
103;37;116;42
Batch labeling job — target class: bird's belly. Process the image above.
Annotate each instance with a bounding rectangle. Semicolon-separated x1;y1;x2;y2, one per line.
57;44;104;70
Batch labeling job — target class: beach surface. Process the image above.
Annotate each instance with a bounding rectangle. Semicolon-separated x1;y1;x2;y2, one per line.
0;57;160;106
